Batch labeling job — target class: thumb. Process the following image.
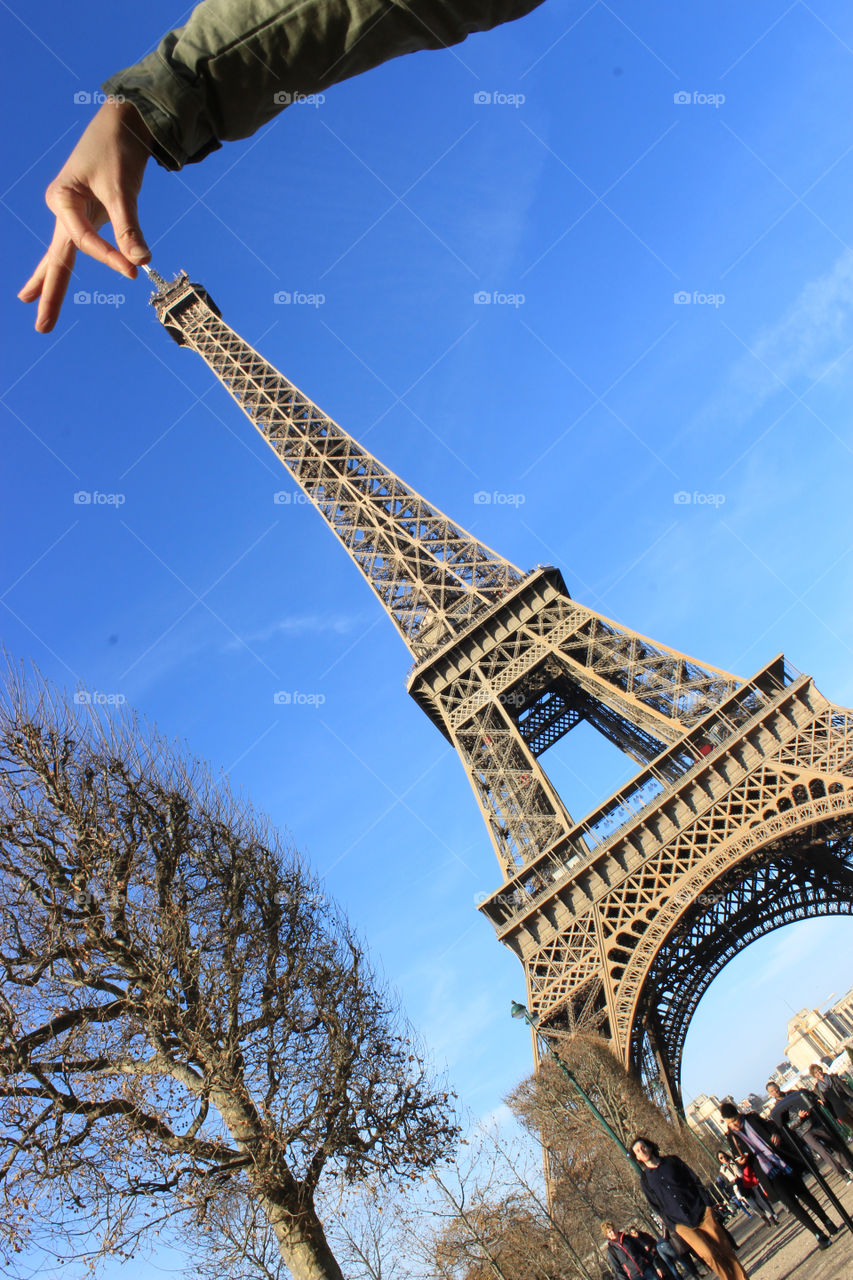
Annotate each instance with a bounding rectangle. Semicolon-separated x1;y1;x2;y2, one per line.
109;192;150;264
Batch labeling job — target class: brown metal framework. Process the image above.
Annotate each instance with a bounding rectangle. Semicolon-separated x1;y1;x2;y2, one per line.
149;271;853;1107
633;828;853;1101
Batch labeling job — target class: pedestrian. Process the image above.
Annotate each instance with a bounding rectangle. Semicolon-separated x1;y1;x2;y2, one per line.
19;0;549;333
626;1226;680;1279
766;1080;853;1181
601;1219;660;1280
655;1227;701;1279
630;1135;749;1280
712;1169;743;1218
810;1062;853;1131
625;1223;671;1274
719;1101;840;1251
715;1150;778;1225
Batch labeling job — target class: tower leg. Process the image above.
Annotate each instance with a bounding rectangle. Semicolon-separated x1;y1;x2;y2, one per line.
643;1014;682;1123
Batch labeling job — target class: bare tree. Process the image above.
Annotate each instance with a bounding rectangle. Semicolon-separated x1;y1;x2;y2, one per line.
0;667;458;1280
183;1186;291;1280
509;1036;714;1239
186;1179;415;1280
323;1182;410;1280
426;1122;574;1280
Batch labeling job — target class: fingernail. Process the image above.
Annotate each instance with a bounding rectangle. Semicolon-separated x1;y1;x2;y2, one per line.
129;245;150;262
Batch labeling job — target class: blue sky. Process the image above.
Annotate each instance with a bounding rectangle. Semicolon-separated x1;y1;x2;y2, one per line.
3;0;853;1268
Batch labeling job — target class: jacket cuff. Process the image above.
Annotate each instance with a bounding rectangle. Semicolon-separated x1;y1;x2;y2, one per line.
102;37;223;171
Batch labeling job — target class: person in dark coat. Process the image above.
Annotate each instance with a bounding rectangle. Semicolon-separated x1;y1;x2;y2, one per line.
601;1220;660;1280
719;1102;839;1251
630;1136;748;1280
626;1226;691;1280
810;1063;853;1130
766;1080;853;1180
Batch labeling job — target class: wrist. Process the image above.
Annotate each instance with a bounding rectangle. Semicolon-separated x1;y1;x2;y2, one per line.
111;99;153;154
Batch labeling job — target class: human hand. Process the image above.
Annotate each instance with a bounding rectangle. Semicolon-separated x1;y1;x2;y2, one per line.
19;99;152;332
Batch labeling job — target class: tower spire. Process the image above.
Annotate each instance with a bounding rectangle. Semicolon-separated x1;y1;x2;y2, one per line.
147;270;524;660
142;263;169;291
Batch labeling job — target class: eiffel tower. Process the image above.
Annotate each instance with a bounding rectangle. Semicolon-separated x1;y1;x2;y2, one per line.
146;269;853;1112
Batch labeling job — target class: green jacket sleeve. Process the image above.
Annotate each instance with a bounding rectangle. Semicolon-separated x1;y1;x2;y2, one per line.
102;0;546;170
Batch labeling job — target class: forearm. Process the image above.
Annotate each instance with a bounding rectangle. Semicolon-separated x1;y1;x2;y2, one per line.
103;0;545;169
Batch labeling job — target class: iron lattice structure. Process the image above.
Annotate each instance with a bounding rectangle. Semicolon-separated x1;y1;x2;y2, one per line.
149;271;853;1109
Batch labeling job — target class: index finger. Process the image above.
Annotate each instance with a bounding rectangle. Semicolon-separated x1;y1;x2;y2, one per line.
47;187;139;278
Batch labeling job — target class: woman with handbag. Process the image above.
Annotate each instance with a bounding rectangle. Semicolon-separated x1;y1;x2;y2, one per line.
716;1151;778;1226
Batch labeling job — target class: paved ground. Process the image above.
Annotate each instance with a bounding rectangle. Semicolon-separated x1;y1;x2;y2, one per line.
726;1169;853;1279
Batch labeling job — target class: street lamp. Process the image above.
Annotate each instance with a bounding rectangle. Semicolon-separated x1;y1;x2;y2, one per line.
511;1000;634;1164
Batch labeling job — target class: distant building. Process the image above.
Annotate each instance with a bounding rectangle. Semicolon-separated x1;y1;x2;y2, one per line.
829;985;853;1037
769;1061;800;1090
686;1093;727;1143
785;1002;853;1074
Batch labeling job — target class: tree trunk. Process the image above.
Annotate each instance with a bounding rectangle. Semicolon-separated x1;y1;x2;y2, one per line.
261;1191;346;1280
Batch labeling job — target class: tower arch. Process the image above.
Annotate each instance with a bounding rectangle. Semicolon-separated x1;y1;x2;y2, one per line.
628;821;853;1109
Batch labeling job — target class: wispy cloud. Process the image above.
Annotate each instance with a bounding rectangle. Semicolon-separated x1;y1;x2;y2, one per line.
402;957;501;1069
710;248;853;427
474;1101;517;1135
222;612;368;650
